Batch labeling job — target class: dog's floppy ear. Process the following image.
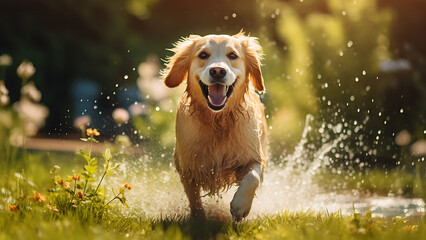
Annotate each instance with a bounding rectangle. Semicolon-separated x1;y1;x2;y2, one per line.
234;32;265;92
163;35;200;88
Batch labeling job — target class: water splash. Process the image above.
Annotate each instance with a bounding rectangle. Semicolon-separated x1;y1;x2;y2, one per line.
107;115;425;220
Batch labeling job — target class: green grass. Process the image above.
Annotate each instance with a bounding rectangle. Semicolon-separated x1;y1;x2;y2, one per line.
1;206;425;240
1;149;425;240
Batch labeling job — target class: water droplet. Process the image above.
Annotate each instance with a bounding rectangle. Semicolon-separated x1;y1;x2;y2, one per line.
339;50;344;56
362;70;366;75
355;77;359;82
124;75;128;80
342;10;347;16
347;40;353;48
232;13;237;18
155;107;160;111
400;108;404;113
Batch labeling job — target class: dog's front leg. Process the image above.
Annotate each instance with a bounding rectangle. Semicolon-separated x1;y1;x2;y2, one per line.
230;163;262;221
182;177;205;218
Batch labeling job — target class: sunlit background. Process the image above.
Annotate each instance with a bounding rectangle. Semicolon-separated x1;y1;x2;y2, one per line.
1;0;425;208
1;0;424;158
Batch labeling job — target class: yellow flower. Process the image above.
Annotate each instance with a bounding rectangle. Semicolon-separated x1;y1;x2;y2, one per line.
9;205;18;212
86;128;100;138
33;192;46;202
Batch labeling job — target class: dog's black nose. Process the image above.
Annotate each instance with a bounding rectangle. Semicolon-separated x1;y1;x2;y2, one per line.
209;67;227;79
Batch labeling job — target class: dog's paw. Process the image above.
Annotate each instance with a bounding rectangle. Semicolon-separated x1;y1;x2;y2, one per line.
230;191;253;222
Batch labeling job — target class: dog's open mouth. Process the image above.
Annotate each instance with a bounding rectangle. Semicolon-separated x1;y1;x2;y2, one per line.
199;80;235;111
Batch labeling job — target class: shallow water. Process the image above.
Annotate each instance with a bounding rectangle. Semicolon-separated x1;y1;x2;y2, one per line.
110;115;425;220
114;159;425;220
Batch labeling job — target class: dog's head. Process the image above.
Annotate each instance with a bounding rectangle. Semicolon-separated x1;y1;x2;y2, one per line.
163;32;264;112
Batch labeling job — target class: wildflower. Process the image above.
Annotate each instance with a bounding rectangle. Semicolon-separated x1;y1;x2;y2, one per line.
17;60;36;81
395;130;411;146
0;54;12;66
128;103;147;116
13;98;49;137
77;191;83;199
104;148;111;162
124;183;132;191
9;129;25;147
21;81;42;102
112;108;129;124
86;128;100;138
33;192;46;202
411;140;426;157
138;59;159;80
9;205;18;212
122;195;127;203
18;195;26;201
56;177;70;188
47;205;59;212
73;115;91;130
0;80;9;106
0;95;9;106
71;174;82;181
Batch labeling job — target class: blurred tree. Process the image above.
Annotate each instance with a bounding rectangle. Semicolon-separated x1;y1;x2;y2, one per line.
0;0;150;132
260;0;425;166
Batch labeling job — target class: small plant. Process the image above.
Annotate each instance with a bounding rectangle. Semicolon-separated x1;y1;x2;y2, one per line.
7;128;132;217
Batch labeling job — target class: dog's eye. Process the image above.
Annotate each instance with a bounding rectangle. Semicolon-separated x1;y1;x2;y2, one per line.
198;52;209;60
228;52;239;60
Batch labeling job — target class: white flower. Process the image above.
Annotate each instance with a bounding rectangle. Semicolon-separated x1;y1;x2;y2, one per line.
112;108;129;124
0;95;9;106
0;80;9;106
0;80;8;95
411;140;426;157
395;130;411;146
17;60;36;80
14;98;49;136
137;58;159;80
73;115;91;129
0;54;12;67
128;103;147;116
9;129;25;147
21;81;42;102
136;57;172;102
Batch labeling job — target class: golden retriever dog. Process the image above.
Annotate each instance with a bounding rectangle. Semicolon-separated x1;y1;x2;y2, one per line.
163;32;268;221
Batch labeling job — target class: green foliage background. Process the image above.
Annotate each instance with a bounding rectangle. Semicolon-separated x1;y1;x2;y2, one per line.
0;0;425;163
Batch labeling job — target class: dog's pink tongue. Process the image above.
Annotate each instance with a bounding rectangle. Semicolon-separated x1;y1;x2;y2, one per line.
208;84;226;106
